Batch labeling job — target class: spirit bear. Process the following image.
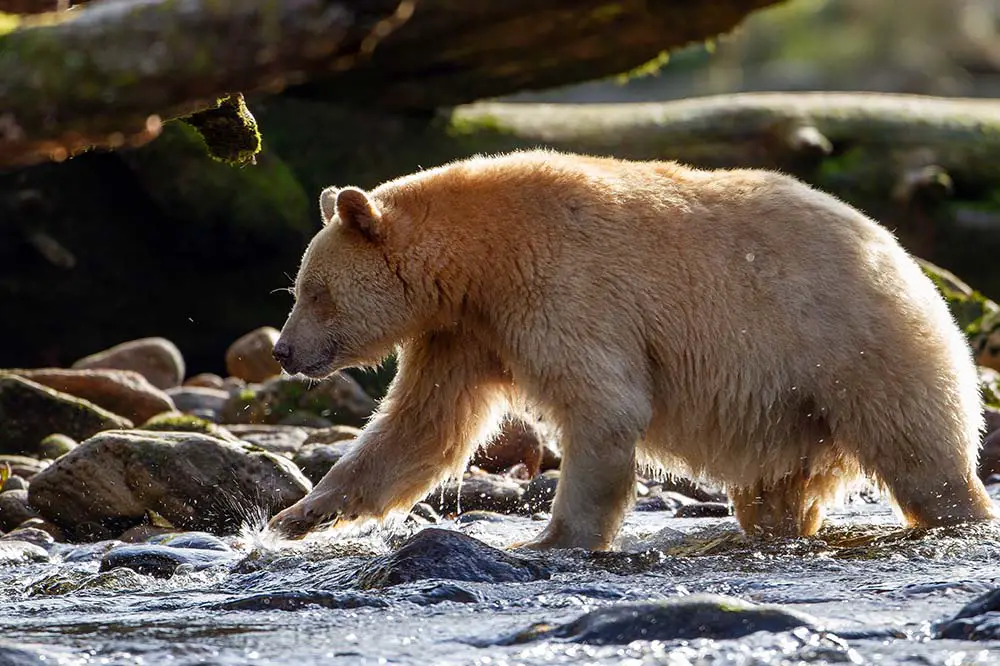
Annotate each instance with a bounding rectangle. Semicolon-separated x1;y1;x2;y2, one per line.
267;150;995;549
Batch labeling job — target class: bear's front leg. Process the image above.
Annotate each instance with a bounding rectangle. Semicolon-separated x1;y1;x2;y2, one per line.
519;414;644;551
268;333;507;539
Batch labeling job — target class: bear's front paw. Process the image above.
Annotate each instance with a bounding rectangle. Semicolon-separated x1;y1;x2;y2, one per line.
267;493;351;540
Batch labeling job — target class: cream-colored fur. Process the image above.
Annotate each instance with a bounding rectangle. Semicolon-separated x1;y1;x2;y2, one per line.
267;150;996;549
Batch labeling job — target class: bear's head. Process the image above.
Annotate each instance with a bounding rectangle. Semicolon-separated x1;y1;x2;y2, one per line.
272;186;414;378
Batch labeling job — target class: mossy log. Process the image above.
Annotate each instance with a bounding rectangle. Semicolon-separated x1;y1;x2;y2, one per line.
450;94;1000;274
0;0;782;169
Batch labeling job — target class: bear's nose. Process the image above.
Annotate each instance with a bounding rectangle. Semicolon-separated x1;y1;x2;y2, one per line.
272;339;293;364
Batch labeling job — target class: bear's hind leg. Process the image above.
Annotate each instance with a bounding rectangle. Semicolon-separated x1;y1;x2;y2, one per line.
844;436;996;527
731;469;844;538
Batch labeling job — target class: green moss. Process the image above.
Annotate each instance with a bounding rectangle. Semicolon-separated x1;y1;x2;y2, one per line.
182;94;262;166
981;368;1000;410
140;411;220;435
615;50;671;83
920;260;1000;338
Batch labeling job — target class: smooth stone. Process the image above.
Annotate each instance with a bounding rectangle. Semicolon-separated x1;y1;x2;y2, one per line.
225;424;310;455
1;474;28;492
0;539;50;564
148;531;231;551
935;587;1000;640
166;386;230;418
205;590;388;611
225;327;283;383
356;528;549;588
428;473;526;515
99;543;236;578
523;470;560;513
494;595;820;645
674;501;732;518
72;337;185;390
0;489;40;532
292;440;357;485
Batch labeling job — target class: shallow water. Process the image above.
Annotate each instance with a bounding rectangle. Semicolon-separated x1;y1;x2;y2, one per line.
3;495;1000;665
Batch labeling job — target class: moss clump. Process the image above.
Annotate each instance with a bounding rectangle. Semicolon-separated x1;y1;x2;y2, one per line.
182;93;261;167
919;259;1000;339
980;368;1000;410
140;411;236;440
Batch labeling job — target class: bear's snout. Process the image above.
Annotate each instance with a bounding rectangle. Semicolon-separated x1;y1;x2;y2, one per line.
272;339;293;366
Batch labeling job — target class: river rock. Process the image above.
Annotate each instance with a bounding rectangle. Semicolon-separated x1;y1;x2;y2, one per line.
29;430;312;541
650;477;728;503
0;456;48;479
184;373;227;389
981;429;1000;480
427;472;526;515
37;434;77;459
496;595;820;645
11;368;175;423
206;590;388;612
0;489;41;532
139;411;240;441
292;440;358;485
2;525;56;551
523;470;560;513
0;375;132;456
226;327;283;383
0;539;49;564
100;543;236;578
356;528;549;588
148;531;232;551
472;419;547;476
1;475;27;492
72;337;185;390
222;374;375;428
303;425;362;446
674;501;732;518
935;587;1000;640
986;406;1000;435
225;425;310;455
166;386;230;419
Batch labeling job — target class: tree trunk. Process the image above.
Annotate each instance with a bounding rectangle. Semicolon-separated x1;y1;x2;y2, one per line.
0;0;782;169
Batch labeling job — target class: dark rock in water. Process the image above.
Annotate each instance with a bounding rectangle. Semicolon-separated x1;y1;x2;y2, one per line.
225;425;310;455
206;590;388;611
0;489;41;531
649;477;728;503
493;595;819;646
100;544;236;578
12;518;64;543
935;587;1000;640
221;374;375;428
980;429;1000;481
62;540;123;563
356;528;549;589
29;430;312;541
147;531;231;551
674;501;732;518
397;581;483;605
472;419;547;476
0;375;132;456
427;473;526;515
73;337;185;390
523;470;560;513
166;387;230;419
292;440;357;485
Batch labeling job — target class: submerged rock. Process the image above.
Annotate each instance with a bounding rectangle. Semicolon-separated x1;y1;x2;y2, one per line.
935;587;1000;640
0;375;132;456
10;368;175;424
206;590;388;612
0;539;49;564
428;473;526;515
72;337;185;390
226;327;283;383
494;595;820;645
356;528;549;588
100;543;236;578
29;430;311;541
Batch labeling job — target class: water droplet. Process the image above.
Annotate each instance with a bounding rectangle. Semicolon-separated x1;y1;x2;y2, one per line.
745;252;756;262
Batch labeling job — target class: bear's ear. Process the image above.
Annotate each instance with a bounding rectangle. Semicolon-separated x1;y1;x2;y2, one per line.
336;187;384;242
319;186;339;225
